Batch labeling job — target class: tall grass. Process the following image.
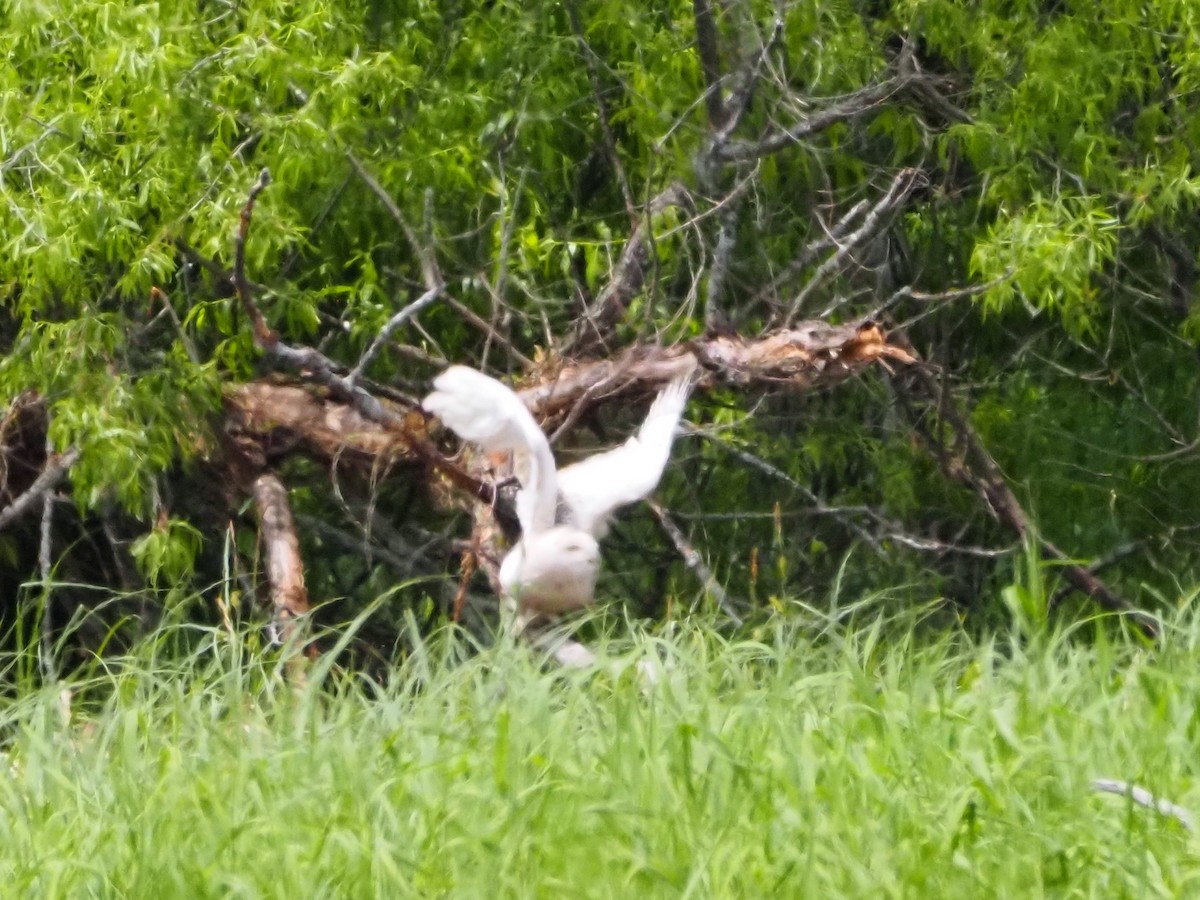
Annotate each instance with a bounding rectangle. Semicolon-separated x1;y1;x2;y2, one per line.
0;604;1197;897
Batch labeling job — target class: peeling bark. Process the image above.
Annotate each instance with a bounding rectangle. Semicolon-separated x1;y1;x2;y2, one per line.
251;473;315;656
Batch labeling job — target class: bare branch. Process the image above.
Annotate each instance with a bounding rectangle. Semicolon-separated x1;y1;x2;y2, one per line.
348;285;444;383
713;75;913;164
789;167;923;323
0;447;79;532
649;500;744;625
705;201;739;333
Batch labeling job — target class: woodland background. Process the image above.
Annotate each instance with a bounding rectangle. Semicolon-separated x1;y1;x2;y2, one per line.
3;0;1200;673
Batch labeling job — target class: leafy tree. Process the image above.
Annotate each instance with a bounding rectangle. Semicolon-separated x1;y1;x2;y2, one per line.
1;0;1198;669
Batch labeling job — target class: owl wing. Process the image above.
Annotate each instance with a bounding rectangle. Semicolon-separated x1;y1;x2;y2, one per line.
556;372;693;536
423;365;558;535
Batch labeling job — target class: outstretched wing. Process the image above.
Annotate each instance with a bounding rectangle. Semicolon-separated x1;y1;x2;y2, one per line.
557;372;693;536
423;366;557;534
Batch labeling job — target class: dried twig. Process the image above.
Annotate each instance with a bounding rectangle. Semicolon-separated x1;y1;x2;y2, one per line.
452;546;478;623
649;500;744;625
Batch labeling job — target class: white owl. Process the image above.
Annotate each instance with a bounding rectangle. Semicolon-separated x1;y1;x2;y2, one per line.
423;364;694;616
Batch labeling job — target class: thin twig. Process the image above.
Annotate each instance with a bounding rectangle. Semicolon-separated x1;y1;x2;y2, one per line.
348;285;444;383
452;547;478;623
692;426;1011;559
789;167;922;324
649;500;744;625
346;152;442;292
896;363;1160;637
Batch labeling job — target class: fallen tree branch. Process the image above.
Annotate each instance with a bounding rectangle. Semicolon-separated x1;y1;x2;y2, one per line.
227;321;915;473
251;472;317;660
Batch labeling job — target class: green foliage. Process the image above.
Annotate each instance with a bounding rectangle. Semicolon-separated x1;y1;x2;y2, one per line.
972;196;1119;337
1;613;1199;894
2;0;1200;638
130;518;204;590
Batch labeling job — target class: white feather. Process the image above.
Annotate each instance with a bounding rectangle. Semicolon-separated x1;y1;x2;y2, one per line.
557;372;694;536
422;365;557;535
423;365;693;615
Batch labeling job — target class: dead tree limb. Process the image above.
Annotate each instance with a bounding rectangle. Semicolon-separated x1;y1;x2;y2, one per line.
0;447;80;532
251;472;316;658
897;364;1159;637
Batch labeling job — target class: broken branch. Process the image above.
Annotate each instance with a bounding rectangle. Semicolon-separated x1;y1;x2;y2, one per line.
251;472;316;658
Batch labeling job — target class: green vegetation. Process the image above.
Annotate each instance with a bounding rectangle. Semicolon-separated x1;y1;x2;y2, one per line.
2;0;1199;654
3;3;1200;891
0;603;1196;897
